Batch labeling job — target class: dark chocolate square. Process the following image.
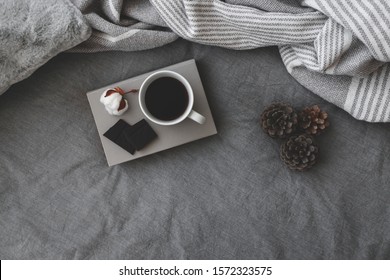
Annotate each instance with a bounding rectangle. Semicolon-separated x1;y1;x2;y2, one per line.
103;119;136;155
124;119;157;151
103;119;128;141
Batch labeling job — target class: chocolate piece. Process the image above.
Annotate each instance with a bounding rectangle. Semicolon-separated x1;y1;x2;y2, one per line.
103;119;136;155
103;119;157;155
124;119;157;151
103;119;127;141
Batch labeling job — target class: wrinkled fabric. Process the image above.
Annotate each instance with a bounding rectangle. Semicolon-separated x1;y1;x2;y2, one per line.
66;0;390;121
2;0;390;122
1;40;390;259
69;0;178;52
148;0;390;122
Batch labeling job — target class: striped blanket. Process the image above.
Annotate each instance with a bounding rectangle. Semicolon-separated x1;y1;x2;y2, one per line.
72;0;390;122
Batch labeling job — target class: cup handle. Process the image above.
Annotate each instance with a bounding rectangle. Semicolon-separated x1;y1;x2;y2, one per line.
188;110;206;124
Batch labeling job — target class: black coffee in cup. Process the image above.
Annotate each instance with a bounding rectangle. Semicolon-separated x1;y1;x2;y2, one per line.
145;77;189;121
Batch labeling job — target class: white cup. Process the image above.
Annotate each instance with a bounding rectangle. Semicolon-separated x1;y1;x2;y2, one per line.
139;70;206;126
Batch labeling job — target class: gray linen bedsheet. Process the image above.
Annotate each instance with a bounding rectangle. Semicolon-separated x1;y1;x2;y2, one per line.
1;39;390;259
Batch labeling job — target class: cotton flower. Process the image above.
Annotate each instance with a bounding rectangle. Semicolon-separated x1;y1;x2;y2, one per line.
100;87;129;116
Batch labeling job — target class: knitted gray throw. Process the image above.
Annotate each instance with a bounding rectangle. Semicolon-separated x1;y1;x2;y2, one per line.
0;0;90;95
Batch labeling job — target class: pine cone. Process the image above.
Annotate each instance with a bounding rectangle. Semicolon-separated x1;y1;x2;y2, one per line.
261;103;298;138
280;134;319;171
299;105;329;136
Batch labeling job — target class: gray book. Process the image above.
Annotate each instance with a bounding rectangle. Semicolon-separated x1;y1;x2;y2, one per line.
87;59;217;166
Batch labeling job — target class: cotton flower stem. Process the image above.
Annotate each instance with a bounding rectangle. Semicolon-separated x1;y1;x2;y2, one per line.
125;89;138;95
113;87;138;96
